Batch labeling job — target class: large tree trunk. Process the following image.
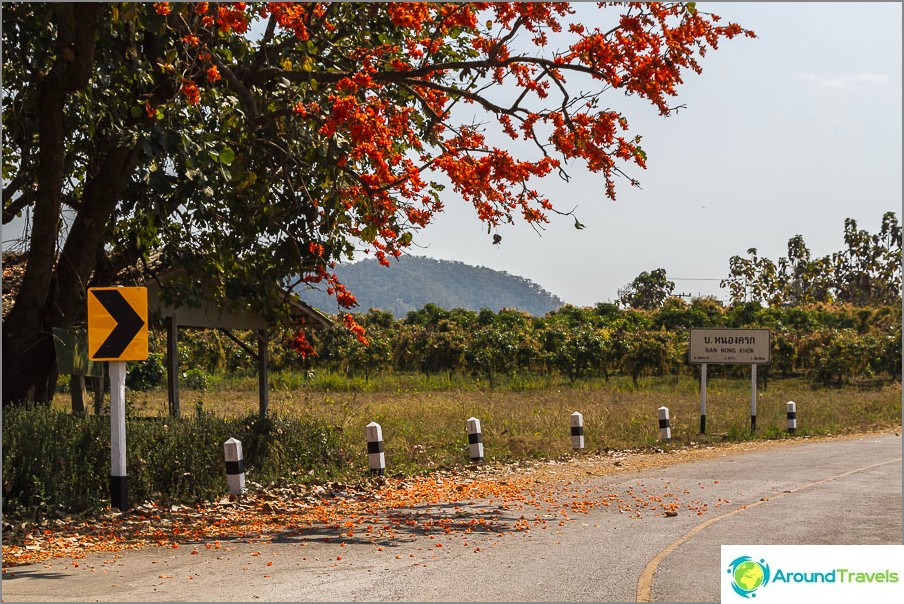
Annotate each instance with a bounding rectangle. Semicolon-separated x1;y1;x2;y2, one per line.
2;4;99;407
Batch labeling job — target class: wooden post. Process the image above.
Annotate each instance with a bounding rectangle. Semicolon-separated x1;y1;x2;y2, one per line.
93;363;105;415
166;316;180;418
109;361;128;511
70;374;85;414
257;330;269;417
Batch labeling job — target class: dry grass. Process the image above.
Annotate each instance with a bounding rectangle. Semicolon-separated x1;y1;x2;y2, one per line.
59;374;902;475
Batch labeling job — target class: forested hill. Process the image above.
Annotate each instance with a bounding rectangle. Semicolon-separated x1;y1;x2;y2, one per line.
296;256;564;317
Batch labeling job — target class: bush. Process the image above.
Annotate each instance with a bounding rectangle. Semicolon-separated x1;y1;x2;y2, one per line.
126;352;166;391
1;406;348;520
182;368;211;390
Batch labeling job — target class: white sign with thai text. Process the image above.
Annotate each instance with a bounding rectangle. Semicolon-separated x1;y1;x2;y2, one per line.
689;328;770;365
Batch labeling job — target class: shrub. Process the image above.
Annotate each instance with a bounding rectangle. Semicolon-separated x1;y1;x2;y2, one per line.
126;352;166;391
1;406;347;519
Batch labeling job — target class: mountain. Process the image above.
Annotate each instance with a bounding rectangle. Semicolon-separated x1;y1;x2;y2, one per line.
296;256;565;317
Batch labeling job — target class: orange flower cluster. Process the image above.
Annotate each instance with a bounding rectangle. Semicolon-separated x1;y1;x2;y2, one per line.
153;2;171;16
290;330;317;359
214;2;249;34
342;313;369;346
206;65;221;83
180;80;200;106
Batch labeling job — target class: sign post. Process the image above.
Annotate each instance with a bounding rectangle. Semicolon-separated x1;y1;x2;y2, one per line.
700;363;708;434
689;329;770;434
88;287;148;512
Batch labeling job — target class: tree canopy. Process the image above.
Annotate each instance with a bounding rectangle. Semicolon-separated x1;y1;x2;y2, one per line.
720;212;902;308
618;267;675;310
1;2;753;405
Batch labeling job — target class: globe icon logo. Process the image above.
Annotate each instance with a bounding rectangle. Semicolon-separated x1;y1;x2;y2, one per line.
727;556;771;598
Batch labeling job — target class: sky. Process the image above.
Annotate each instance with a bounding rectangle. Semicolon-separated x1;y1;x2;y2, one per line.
2;3;901;308
406;2;904;306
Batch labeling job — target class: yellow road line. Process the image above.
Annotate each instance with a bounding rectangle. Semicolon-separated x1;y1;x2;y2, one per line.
635;456;902;602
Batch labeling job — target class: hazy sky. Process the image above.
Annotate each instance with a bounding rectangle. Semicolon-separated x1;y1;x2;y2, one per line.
408;2;903;306
3;3;900;308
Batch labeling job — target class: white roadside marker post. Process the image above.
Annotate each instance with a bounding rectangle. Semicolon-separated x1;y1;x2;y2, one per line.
786;401;797;434
366;421;386;476
571;412;585;451
467;417;484;462
223;437;246;495
658;406;672;443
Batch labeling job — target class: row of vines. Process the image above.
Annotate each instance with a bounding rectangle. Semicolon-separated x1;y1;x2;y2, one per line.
128;299;902;390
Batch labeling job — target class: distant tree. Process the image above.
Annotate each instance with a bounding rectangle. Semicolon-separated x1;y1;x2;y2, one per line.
833;212;902;306
2;2;753;405
615;328;675;387
777;235;834;305
721;248;781;306
618;268;675;310
552;325;610;383
721;213;901;308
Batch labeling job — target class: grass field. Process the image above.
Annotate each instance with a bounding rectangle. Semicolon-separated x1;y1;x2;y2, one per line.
66;373;902;477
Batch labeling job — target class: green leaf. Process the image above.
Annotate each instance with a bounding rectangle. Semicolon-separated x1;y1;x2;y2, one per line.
219;147;235;166
130;105;142;119
361;226;377;242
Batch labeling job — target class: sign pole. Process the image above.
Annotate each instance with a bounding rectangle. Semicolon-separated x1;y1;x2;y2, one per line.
109;360;128;511
700;363;707;434
750;363;757;432
88;286;147;512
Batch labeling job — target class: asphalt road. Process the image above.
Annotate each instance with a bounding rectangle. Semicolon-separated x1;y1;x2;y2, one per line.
3;433;901;602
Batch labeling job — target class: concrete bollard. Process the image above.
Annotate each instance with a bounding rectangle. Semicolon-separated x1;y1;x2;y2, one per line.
223;437;246;495
365;421;385;476
786;401;797;434
658;406;672;442
467;417;484;462
571;412;585;451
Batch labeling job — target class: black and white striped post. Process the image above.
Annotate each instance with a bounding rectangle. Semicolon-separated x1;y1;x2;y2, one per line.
365;421;385;476
786;401;797;434
223;437;246;495
467;417;484;462
658;406;672;442
571;412;585;451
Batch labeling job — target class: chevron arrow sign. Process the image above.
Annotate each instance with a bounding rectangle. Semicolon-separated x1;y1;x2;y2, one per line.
87;287;148;361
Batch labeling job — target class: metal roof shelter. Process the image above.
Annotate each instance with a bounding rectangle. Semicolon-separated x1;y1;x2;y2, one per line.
146;276;334;418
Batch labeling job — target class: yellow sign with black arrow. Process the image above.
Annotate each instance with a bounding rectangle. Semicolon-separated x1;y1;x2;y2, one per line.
87;287;149;361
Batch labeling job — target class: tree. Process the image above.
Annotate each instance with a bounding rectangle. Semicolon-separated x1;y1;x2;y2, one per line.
720;214;901;308
833;213;902;306
2;2;753;406
618;268;675;310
